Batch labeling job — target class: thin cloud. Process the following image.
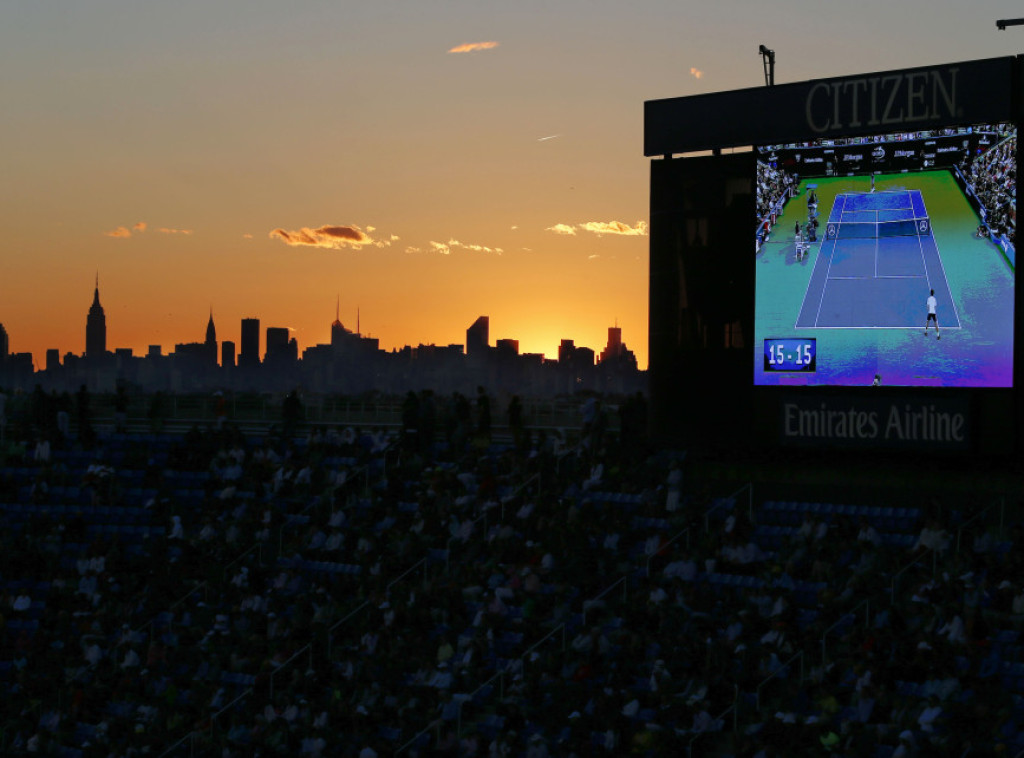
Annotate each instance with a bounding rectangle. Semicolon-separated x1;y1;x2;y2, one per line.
448;41;499;54
242;233;254;239
537;134;560;142
427;238;503;255
546;223;577;236
579;220;648;236
690;67;703;79
158;228;193;235
105;221;147;238
269;223;394;250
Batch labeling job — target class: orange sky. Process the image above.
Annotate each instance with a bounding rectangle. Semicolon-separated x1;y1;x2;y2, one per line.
2;1;1020;371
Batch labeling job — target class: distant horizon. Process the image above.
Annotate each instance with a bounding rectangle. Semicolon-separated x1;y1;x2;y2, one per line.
0;281;640;371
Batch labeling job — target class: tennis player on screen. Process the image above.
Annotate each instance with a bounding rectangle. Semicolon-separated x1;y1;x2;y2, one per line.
924;289;940;340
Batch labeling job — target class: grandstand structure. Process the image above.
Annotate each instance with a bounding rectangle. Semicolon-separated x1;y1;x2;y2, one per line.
1;403;1023;756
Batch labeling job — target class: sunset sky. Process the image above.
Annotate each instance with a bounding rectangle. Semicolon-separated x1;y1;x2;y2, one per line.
2;1;1022;371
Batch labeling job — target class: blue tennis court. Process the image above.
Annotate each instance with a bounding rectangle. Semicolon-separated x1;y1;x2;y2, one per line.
795;189;961;329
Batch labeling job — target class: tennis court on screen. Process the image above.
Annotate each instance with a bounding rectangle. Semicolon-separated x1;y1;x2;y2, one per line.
795;189;961;329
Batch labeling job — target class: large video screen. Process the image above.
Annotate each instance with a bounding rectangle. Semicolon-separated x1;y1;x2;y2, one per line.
754;123;1016;387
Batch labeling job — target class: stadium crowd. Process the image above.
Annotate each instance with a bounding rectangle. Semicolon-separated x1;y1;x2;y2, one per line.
1;390;1023;757
756;161;798;250
960;132;1017;248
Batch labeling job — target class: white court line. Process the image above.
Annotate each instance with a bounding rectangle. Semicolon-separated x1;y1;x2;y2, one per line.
809;325;962;330
828;275;926;280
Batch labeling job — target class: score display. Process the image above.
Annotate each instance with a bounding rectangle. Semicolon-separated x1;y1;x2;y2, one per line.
764;338;816;372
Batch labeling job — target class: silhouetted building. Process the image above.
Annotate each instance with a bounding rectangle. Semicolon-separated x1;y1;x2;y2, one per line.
46;349;60;372
239;318;260;369
601;326;623;361
0;323;7;362
330;298;353;347
205;311;218;366
221;341;235;369
466;316;489;357
598;325;638;369
558;339;575;364
495;338;519;357
265;327;290;362
86;276;107;359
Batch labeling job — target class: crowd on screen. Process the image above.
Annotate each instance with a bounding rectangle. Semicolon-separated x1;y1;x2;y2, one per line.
961;134;1017;247
1;392;1024;757
756;161;798;249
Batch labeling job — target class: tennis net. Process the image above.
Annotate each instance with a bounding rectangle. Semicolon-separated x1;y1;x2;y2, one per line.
825;217;931;240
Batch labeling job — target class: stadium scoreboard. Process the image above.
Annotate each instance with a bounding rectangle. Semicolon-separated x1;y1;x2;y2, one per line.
645;55;1023;454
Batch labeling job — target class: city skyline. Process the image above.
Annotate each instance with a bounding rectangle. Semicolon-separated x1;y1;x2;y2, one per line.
0;278;643;399
0;278;639;371
2;2;1021;371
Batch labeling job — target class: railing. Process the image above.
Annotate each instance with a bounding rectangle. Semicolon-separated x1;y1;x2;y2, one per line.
645;482;751;579
387;558;427;595
445;511;489;574
582;575;629;628
276;490;334;557
956;495;1006;554
326;600;371;663
457;624;566;739
222;544;263;582
455;670;509;741
159;684;255;758
720;482;754;526
647;526;690;578
269;643;313;700
520;622;567;668
687;686;738;758
31;392;594;437
500;472;540;521
755;650;804;712
158;730;197;758
704;493;738;533
820;597;870;666
890;555;926;605
206;686;256;745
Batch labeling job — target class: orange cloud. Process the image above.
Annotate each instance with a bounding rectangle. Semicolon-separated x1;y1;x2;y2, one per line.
579;220;648;236
690;67;703;79
158;228;194;235
427;238;502;255
269;224;393;250
242;233;254;239
448;41;499;54
105;221;147;238
546;223;577;236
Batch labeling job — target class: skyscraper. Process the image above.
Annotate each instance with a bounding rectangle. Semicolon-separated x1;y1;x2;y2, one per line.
205;310;218;366
331;297;349;347
86;275;107;359
239;318;260;368
0;322;8;362
265;327;290;362
466;316;489;357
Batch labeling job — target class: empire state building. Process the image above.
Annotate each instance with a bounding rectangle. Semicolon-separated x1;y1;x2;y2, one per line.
86;276;107;359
